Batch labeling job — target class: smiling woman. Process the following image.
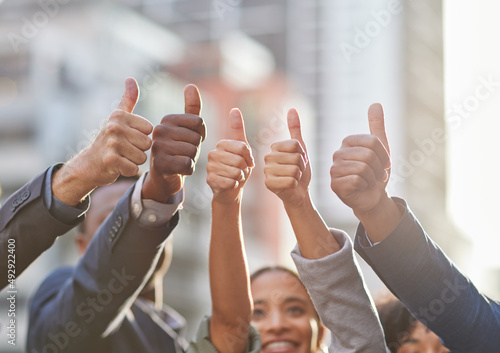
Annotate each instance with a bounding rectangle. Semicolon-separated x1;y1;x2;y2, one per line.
250;267;325;353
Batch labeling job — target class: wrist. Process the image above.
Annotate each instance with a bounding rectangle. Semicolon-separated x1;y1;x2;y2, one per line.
354;194;403;243
211;190;243;207
282;190;311;212
142;170;180;203
52;160;96;206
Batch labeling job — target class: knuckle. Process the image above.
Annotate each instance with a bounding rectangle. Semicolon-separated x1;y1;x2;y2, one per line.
160;114;175;124
138;152;148;165
109;110;123;121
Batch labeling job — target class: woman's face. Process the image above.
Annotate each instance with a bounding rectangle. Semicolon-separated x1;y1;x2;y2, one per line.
397;321;450;353
251;270;323;353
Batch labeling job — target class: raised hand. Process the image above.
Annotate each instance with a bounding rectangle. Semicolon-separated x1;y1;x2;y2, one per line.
206;108;254;204
330;103;391;216
264;109;310;206
142;84;207;202
52;78;153;206
330;103;402;242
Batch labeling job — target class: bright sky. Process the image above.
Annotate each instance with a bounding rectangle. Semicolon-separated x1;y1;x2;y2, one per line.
445;0;500;293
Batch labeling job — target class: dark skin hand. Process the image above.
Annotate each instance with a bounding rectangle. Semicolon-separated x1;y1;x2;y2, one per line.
142;84;207;203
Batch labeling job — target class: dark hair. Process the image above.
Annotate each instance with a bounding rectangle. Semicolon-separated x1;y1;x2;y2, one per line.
250;265;302;283
78;174;140;233
376;296;417;353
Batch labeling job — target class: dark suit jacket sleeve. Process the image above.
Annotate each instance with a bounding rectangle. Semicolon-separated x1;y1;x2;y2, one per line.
27;184;179;353
0;166;83;290
354;198;500;353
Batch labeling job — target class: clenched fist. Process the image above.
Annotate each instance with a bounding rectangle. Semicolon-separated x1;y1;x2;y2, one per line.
143;84;207;202
53;78;152;205
264;109;310;207
330;103;391;216
206;109;254;205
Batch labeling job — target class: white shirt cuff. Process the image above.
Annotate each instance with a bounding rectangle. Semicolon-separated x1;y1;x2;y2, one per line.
130;172;184;228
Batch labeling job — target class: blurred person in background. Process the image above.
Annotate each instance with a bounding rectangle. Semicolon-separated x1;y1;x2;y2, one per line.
194;108;387;353
330;104;498;352
376;295;449;353
27;78;207;353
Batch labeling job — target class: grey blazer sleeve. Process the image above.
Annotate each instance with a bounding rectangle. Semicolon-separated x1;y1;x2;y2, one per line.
291;230;389;353
27;184;179;353
0;167;83;290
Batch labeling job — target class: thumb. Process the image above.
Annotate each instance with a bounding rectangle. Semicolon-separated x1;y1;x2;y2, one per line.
368;103;390;154
184;84;202;116
287;108;307;152
116;77;139;113
229;108;248;143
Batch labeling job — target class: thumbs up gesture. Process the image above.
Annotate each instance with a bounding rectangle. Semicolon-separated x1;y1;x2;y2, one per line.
206;109;255;204
264;109;311;206
52;78;153;206
86;77;154;186
142;84;207;202
330;103;392;216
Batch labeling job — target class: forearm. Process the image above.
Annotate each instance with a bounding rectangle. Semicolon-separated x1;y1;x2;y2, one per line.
209;199;252;353
0;167;79;289
355;198;500;352
354;194;403;244
283;193;340;259
27;190;177;351
292;230;388;353
52;155;98;206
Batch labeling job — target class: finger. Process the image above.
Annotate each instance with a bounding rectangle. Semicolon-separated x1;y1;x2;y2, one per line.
208;163;247;184
264;152;306;174
229;108;248;143
109;111;153;135
153;139;199;161
368;103;391;161
287;109;308;154
342;135;390;176
271;139;305;155
184;84;202;116
265;164;303;181
330;157;379;188
330;175;369;198
216;140;254;168
207;174;240;192
116;77;139;113
210;147;250;171
154;124;204;147
123;127;153;152
160;114;206;142
152;154;196;176
264;176;299;191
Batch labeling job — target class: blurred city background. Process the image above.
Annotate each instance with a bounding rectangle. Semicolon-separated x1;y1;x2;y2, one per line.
1;0;500;351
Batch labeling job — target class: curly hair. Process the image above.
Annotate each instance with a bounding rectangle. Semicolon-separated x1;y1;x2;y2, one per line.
376;295;417;353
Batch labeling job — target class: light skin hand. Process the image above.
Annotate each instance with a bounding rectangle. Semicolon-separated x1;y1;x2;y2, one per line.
265;109;341;259
207;108;254;353
52;78;153;206
330;103;403;243
264;109;310;207
206;108;255;205
142;84;207;203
